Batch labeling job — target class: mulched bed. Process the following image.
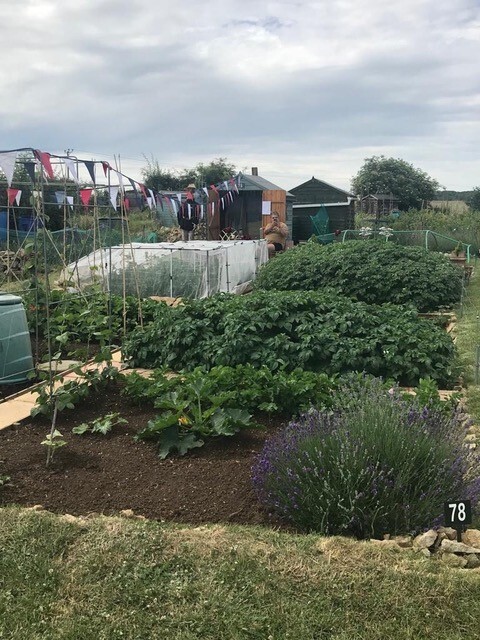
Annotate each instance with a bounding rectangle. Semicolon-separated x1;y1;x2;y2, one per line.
0;387;287;528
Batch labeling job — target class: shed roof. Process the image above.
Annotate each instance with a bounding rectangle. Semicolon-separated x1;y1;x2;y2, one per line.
361;193;400;201
289;176;355;198
238;172;293;196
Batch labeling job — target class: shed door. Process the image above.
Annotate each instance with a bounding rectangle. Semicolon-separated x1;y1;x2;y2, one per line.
262;189;286;222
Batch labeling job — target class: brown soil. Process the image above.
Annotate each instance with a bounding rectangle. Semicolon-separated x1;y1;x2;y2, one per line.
0;387;287;529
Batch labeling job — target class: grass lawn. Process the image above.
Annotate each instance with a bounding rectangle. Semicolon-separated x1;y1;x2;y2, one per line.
1;507;480;640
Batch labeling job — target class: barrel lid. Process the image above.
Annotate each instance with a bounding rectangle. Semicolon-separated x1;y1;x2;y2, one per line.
0;292;23;306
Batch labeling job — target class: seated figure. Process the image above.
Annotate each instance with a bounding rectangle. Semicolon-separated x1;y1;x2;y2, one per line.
264;213;288;257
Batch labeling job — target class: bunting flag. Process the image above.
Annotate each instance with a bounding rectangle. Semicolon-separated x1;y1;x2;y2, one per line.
114;169;124;191
15;190;21;206
169;198;178;214
0;151;19;186
7;188;20;206
109;186;119;209
24;161;36;183
83;160;96;184
80;188;93;208
55;191;66;207
34;150;54;180
147;189;156;211
128;179;142;209
64;158;79;183
0;148;242;226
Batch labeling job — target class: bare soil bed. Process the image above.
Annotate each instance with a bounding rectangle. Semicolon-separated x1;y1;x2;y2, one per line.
0;387;286;528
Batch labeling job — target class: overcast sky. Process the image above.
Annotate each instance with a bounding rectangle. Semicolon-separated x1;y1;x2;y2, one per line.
1;0;479;192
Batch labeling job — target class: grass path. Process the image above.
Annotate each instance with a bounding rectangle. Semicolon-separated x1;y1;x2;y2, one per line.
454;264;480;418
1;507;480;640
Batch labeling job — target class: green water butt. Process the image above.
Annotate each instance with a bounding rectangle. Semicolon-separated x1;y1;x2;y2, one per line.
0;292;34;384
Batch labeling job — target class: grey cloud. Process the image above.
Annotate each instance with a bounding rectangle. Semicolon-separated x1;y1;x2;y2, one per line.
1;0;480;190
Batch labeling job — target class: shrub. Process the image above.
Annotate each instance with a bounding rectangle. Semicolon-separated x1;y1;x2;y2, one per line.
122;290;458;387
252;377;480;538
253;241;463;312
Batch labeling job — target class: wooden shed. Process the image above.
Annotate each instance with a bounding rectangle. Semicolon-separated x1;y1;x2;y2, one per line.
360;193;400;218
221;169;294;240
288;177;356;243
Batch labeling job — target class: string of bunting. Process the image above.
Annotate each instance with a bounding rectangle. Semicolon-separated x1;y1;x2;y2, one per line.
0;147;240;219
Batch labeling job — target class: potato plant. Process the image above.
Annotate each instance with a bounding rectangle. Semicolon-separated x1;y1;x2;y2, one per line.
254;241;463;312
123;290;458;387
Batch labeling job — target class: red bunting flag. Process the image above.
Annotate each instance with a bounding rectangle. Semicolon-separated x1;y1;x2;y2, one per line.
102;161;110;176
80;188;93;208
34;150;54;180
7;188;20;206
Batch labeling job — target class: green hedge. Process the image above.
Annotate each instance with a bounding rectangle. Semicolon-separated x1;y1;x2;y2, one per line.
122;290;458;387
254;241;463;312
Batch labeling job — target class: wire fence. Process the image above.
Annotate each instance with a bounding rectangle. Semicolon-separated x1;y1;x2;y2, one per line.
315;229;473;262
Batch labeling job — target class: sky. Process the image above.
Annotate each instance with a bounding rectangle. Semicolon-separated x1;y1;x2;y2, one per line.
1;0;479;192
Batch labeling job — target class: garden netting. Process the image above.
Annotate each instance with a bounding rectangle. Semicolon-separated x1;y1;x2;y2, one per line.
60;240;268;299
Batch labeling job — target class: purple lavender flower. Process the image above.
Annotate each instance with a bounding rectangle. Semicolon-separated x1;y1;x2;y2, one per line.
252;376;480;538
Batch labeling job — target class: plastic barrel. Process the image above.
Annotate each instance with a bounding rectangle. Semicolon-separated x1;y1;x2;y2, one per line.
0;293;34;384
19;215;34;231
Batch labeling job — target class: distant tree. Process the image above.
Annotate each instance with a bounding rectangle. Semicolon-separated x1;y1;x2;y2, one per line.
191;158;237;186
470;187;480;211
351;156;440;210
141;157;183;191
141;156;237;192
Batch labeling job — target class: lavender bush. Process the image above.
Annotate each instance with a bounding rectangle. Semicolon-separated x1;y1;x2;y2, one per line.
252;377;480;538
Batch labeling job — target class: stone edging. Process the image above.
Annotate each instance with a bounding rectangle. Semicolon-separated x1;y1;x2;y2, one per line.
374;528;480;569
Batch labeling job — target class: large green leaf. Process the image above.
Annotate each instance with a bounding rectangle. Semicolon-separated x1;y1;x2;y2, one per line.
157;425;204;459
